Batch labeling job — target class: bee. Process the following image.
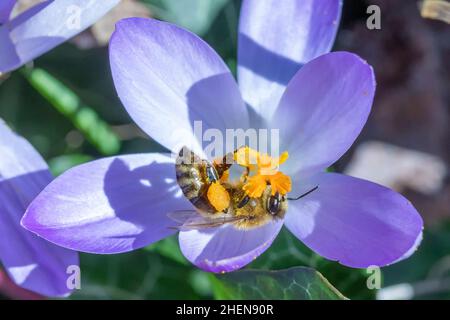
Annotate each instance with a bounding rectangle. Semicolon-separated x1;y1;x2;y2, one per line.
172;146;318;230
175;146;232;214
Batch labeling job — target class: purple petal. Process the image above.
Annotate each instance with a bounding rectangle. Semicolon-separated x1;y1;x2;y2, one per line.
238;0;342;120
272;52;375;177
0;0;15;24
0;120;78;297
285;172;423;268
179;220;283;273
0;0;119;73
23;153;192;254
110;18;248;156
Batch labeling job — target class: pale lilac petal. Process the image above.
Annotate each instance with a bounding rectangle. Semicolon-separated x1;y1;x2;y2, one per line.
0;120;78;297
238;0;342;121
110;18;248;156
272;52;375;177
285;173;423;268
179;220;283;273
0;0;119;73
0;0;15;24
23;153;191;254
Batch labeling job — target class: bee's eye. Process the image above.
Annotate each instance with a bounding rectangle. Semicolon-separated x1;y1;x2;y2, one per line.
267;193;281;215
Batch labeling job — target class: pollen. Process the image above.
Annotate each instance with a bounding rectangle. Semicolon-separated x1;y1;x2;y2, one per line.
243;172;292;197
207;182;231;212
236;147;292;197
242;175;267;198
268;172;292;195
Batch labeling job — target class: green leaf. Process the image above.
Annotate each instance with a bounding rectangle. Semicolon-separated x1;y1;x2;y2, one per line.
250;228;376;299
211;267;347;300
21;68;121;155
147;0;230;36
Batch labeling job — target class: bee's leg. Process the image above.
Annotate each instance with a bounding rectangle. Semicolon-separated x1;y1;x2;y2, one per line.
213;151;234;179
237;195;250;208
214;146;251;182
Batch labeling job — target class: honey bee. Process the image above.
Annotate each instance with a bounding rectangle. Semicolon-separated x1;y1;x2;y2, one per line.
172;146;317;230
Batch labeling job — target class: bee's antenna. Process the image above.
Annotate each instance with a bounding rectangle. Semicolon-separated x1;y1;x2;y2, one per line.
287;186;319;201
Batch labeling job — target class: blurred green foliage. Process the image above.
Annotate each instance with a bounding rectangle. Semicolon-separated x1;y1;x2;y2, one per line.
48;154;93;176
23;68;121;156
71;250;203;300
382;223;450;300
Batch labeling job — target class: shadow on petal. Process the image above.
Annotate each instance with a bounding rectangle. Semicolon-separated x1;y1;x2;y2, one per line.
0;26;20;72
102;157;190;250
186;73;250;157
238;34;303;87
0;1;54;73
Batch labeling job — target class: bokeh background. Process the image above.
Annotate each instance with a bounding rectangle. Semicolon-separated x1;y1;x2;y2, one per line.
0;0;449;300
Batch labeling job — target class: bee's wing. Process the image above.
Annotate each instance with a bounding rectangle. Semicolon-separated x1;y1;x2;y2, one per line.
167;210;244;231
167;210;199;224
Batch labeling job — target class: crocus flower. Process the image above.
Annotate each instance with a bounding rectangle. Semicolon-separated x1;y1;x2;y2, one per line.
0;0;119;74
0;120;78;296
23;0;423;273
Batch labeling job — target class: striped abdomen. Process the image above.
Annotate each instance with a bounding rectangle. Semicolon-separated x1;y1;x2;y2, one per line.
175;147;218;214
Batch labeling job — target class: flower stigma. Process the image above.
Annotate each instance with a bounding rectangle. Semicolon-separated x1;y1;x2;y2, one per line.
234;147;292;198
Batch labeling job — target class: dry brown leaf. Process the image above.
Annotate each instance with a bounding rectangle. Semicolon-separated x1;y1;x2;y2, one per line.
73;0;152;49
420;0;450;24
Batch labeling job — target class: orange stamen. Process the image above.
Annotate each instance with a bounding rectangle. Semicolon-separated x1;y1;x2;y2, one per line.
235;147;292;197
